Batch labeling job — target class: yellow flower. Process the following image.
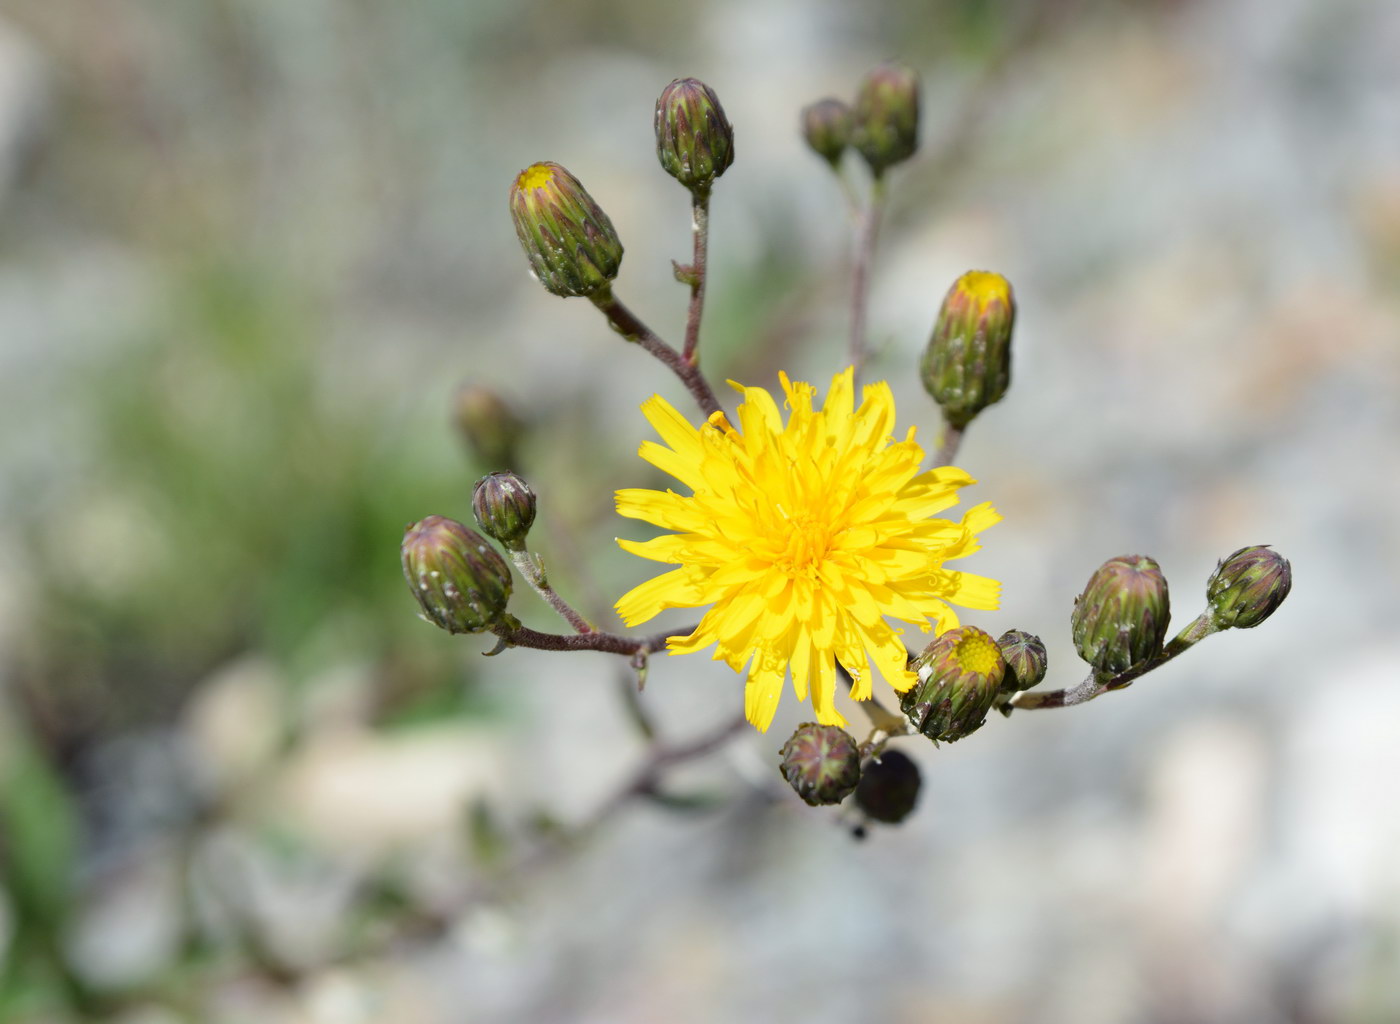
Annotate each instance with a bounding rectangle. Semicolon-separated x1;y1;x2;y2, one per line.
615;368;1001;732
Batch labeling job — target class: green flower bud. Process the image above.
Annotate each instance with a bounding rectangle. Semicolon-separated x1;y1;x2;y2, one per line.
801;98;851;166
996;630;1047;693
1072;555;1170;678
453;384;524;470
654;78;734;194
901;626;1006;743
853;749;920;824
778;723;861;806
509;162;623;298
402;516;513;634
920;270;1016;430
472;472;537;552
1207;545;1292;629
851;61;920;177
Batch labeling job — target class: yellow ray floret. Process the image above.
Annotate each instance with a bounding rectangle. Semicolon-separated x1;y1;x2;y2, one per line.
615;367;1001;732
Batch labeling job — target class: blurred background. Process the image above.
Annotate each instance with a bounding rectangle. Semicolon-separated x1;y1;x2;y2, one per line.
1;0;1398;1020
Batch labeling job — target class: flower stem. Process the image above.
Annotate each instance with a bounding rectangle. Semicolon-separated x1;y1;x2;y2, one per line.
681;189;711;366
509;550;593;634
934;421;965;467
1009;612;1220;710
849;175;887;383
590;290;722;418
490;621;686;657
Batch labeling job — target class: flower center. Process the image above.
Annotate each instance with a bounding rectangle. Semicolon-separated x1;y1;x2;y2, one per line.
517;163;555;191
774;509;834;577
957;270;1010;308
953;631;1002;675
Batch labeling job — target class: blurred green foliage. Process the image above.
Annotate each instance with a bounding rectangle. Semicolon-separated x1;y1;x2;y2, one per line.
19;255;480;735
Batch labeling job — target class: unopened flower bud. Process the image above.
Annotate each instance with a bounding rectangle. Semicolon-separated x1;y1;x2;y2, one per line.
801;98;851;166
472;472;537;552
921;271;1016;430
901;626;1006;743
1072;555;1170;678
997;630;1047;693
509;162;623;298
851;62;920;177
402;516;513;634
654;78;734;194
854;749;921;824
453;384;524;470
778;723;861;806
1207;545;1292;629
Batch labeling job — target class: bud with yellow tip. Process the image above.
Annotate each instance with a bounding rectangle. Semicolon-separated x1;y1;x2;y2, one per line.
921;270;1016;430
508;162;623;298
901;626;1007;743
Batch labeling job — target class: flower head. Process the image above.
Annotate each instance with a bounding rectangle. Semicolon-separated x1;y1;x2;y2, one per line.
615;368;1000;732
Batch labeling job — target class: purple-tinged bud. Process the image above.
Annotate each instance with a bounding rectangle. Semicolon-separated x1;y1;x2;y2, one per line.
921;270;1016;430
1072;555;1170;678
472;472;537;552
1207;546;1292;629
509;162;623;298
453;384;524;470
854;749;921;824
901;626;1006;743
997;630;1047;694
851;62;920;177
402;516;513;634
655;78;734;194
778;723;862;806
801;98;852;166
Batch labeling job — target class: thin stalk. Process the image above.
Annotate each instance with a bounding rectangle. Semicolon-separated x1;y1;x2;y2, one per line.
590;290;722;418
490;621;687;657
933;421;965;467
681;189;711;366
849;175;887;382
509;549;593;634
1010;612;1220;710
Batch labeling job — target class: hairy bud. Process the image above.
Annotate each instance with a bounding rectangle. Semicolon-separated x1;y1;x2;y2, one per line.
1207;546;1292;629
453;384;524;470
921;270;1016;431
402;516;513;634
996;630;1047;693
654;78;734;194
778;723;861;806
801;98;852;166
854;749;921;824
851;62;920;177
472;472;537;552
509;162;623;297
1072;555;1170;678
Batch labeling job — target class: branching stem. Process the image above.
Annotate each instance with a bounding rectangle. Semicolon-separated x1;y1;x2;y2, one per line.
1009;613;1220;710
591;290;722;418
509;549;593;634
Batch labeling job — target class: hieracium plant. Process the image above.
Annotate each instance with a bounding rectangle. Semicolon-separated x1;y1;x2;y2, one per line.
402;67;1293;834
